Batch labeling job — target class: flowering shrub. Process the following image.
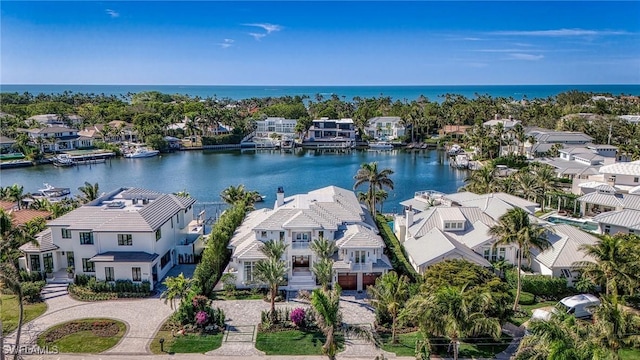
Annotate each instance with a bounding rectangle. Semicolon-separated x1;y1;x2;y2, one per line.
192;295;209;310
290;308;306;327
195;311;209;326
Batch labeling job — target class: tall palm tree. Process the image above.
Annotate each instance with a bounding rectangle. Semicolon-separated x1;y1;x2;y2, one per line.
77;181;100;203
405;285;502;360
254;258;287;321
489;208;550;310
532;164;558;210
461;163;498;194
353;162;394;214
6;184;25;209
591;295;640;356
573;235;638;296
259;239;288;261
310;287;343;359
310;237;337;290
310;236;337;260
367;271;410;344
514;170;539;201
160;273;197;310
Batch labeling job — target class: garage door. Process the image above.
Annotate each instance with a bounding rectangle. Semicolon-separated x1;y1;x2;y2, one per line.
337;273;357;290
363;273;381;288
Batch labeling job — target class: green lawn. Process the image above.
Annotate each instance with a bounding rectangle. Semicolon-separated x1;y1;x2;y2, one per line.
621;348;640;360
211;290;265;300
380;331;422;357
150;331;223;354
37;319;126;353
381;332;511;358
256;329;344;355
1;295;48;334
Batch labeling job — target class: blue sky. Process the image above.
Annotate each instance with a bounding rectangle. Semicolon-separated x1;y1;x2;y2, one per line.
2;1;639;85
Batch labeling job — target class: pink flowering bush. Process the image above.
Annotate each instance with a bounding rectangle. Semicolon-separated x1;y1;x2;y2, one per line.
195;310;209;326
290;308;306;327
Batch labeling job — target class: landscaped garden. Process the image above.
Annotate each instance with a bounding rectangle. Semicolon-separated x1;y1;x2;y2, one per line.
36;319;126;353
149;318;223;354
1;294;47;334
69;275;152;301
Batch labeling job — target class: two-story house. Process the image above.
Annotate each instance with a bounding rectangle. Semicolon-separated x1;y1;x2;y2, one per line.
19;188;204;289
255;117;298;138
225;186;391;291
26;126;93;151
364;116;405;140
525;127;594;157
307;118;356;141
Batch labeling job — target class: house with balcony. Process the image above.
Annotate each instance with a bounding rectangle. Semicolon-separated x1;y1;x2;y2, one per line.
576;184;640;219
364;116;405;140
27;114;84;127
225;186;392;291
25;126;93;151
524;127;594;157
255;117;298;138
304;118;356;148
19;188;204;288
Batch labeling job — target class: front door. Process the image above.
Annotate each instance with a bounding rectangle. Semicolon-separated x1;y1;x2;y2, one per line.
66;251;75;268
292;255;310;271
152;264;158;282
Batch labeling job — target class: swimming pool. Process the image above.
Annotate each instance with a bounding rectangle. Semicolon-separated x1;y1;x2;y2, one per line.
546;216;599;232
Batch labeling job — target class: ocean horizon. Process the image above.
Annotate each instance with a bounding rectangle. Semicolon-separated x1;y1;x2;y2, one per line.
2;84;639;102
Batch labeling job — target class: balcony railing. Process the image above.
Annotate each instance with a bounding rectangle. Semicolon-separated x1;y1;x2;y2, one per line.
292;241;310;249
350;262;372;272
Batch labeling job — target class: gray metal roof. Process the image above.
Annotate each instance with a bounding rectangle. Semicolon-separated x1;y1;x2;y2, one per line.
534;224;598;268
90;251;158;263
593;209;640;230
578;192;640;210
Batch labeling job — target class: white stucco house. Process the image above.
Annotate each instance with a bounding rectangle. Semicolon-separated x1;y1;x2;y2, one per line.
224;186;392;291
19;188;205;289
255;117;298;138
364;116;406;140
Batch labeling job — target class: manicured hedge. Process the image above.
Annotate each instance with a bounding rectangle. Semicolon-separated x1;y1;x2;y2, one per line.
506;269;568;300
375;214;419;282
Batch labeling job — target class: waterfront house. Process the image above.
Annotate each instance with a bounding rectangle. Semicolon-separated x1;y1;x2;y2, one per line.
25;126;93;152
307;118;356;141
619;115;640;124
255;117;298;138
78;125;105;142
438;125;471;140
577;185;640;218
0;135;16;151
19;188;204;288
225;186;392;291
483;116;521;130
364;116;405;140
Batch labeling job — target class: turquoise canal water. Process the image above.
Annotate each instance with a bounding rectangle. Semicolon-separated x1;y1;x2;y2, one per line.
0;149;466;215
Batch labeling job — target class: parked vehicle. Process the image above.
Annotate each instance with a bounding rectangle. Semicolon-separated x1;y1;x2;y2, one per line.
531;294;601;322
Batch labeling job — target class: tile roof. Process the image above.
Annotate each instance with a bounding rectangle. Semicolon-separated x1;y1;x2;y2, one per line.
599;162;640;176
19;228;58;253
90;251;158;263
533;224;598;268
404;228;490;268
336;224;384;248
10;209;51;226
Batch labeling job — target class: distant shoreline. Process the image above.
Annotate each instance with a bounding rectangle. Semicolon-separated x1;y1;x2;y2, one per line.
2;84;639;102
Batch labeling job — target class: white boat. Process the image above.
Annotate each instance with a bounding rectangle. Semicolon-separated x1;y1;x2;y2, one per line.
28;183;71;203
53;154;75;167
368;141;394;150
123;147;160;158
448;144;462;155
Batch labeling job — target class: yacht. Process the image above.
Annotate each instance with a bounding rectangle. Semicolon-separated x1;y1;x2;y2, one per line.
123;147;160;158
368;141;394;150
29;183;71;203
53;154;75;167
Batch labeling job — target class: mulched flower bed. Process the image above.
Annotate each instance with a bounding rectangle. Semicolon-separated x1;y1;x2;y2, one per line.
41;320;120;343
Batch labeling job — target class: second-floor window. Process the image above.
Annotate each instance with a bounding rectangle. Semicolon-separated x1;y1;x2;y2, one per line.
155;229;162;241
118;234;133;246
80;232;94;245
61;228;72;239
160;250;171;269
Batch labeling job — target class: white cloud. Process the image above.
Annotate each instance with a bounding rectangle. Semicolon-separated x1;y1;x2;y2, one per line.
491;28;629;37
474;49;543;53
508;53;544;61
249;33;267;41
463;37;483;41
218;39;235;49
244;23;283;34
105;9;119;18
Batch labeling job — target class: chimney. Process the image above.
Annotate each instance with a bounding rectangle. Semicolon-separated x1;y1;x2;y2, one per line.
276;187;285;207
404;205;414;242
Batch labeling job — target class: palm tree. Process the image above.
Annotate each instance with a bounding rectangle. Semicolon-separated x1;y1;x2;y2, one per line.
514;170;539;202
173;190;191;198
375;189;389;213
489;208;550;310
353;162;394;214
591;295;640;356
310;237;336;290
160;272;197;310
405;285;502;360
6;184;25;209
260;239;288;261
532;164;558;210
254;257;287;321
310;236;337;260
0;210;36;360
310;287;343;359
77;181;100;203
573;235;638;296
367;271;410;344
461;164;498;194
220;184;258;208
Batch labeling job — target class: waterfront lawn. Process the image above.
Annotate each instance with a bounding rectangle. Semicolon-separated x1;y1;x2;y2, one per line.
37;319;126;353
256;329;344;355
1;294;48;334
379;331;422;357
510;300;557;326
621;348;640;360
